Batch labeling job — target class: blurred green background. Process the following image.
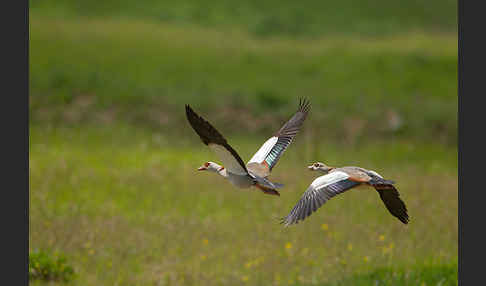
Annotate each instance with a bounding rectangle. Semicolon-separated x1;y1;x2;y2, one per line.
29;0;457;285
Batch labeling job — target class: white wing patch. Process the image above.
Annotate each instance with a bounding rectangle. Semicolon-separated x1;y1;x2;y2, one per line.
310;171;350;190
208;144;247;175
247;137;278;164
367;170;383;178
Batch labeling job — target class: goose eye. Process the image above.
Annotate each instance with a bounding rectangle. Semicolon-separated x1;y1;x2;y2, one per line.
314;163;319;167
204;162;210;167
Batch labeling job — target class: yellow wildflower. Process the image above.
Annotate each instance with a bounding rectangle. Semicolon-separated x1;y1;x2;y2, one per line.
241;276;249;282
379;235;385;241
321;223;329;231
285;242;292;249
363;256;369;263
347;243;353;251
202;239;209;245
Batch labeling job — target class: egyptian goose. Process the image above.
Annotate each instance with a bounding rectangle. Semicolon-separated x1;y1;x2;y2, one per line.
185;98;311;196
281;162;409;225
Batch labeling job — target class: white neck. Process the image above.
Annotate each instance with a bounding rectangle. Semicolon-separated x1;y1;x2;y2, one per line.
317;168;330;174
217;167;228;178
208;163;228;178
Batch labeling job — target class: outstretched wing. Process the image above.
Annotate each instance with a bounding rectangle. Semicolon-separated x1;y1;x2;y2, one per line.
280;171;360;226
247;98;311;177
375;185;409;224
185;105;248;175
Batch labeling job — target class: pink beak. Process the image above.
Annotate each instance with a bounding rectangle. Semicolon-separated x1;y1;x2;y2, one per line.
198;167;206;171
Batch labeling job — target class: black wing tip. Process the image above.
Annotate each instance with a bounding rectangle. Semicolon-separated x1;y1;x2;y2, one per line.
184;104;212;146
298;97;311;114
401;207;410;224
399;215;410;224
185;104;196;117
184;104;200;125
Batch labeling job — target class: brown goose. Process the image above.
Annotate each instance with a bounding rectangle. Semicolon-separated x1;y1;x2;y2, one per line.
185;98;311;196
281;162;409;226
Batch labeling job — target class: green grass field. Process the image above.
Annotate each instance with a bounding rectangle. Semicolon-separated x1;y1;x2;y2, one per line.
30;1;457;285
31;0;456;37
30;14;457;145
30;125;457;285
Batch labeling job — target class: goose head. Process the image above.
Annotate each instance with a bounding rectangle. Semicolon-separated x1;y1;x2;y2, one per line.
308;162;334;173
197;162;223;172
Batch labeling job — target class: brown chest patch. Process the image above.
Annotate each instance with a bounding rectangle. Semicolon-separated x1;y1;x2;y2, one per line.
246;161;270;178
334;168;371;183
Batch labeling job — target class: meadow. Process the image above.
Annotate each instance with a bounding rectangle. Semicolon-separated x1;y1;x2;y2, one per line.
30;1;457;285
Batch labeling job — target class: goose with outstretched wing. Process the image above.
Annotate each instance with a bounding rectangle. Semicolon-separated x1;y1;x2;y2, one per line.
185;98;310;196
281;162;409;225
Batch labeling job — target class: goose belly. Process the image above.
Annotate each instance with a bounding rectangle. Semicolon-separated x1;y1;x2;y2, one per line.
227;173;254;189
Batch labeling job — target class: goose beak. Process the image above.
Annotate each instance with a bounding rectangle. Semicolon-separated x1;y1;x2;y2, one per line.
197;167;206;171
308;165;314;170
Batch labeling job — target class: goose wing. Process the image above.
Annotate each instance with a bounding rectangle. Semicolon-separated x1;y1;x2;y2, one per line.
281;171;360;226
185;105;248;175
374;185;409;224
247;98;311;177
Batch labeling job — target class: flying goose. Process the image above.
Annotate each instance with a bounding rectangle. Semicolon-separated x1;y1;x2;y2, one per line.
281;162;409;226
185;98;311;196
